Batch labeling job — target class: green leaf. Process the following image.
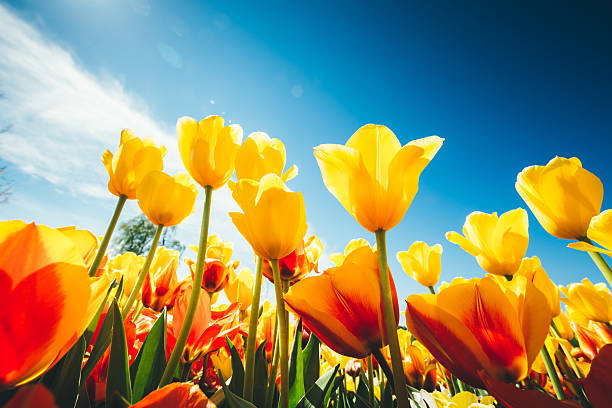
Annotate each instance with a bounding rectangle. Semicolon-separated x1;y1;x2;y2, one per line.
227;336;245;397
219;371;258;408
354;369;374;408
106;300;132;404
52;336;86;408
324;375;343;408
296;364;339;408
253;340;269;408
130;309;167;402
80;303;114;385
302;333;320;392
108;391;131;408
288;319;305;408
114;276;124;303
381;382;393;408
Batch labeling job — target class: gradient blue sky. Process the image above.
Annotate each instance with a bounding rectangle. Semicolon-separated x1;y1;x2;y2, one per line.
1;0;611;301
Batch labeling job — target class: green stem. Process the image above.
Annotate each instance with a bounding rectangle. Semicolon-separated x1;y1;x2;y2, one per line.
371;348;394;394
243;257;264;401
540;345;565;400
375;230;410;407
159;185;213;387
580;237;612;289
88;194;127;277
442;368;455;396
367;355;375;406
550;321;584;379
265;323;280;408
427;286;436;294
121;224;163;318
270;259;289;408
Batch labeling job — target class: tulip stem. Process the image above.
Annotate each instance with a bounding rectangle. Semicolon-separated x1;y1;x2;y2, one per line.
375;230;411;407
265;323;280;408
159;185;213;387
580;237;612;289
550;321;584;379
427;286;436;294
367;355;375;406
372;348;394;394
121;224;163;318
243;256;264;401
540;345;565;400
271;259;289;408
88;194;127;277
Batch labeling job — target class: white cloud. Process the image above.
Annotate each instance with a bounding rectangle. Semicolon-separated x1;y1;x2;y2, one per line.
0;4;253;263
0;4;181;199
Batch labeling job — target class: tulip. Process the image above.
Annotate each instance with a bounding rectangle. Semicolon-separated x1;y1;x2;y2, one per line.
107;252;145;306
142;247;180;312
225;267;255;311
102;129;167;199
177;115;243;190
234;131;298;182
256;302;277;361
329;238;372;266
285;246;399;358
57;226;99;268
230;174;307;260
516;156;603;240
508;256;561;317
446;208;529;276
168;280;244;363
4;384;58;408
560;278;612;323
130;382;215;408
314;124;443;233
137;171;198;228
397;241;442;289
0;221;91;388
262;235;323;284
405;275;551;388
569;209;612;255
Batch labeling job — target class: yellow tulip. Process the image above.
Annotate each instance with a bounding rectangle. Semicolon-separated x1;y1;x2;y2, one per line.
510;256;560;317
230;174;307;260
328;238;372;266
314;124;443;232
560;278;612;323
569;209;612;255
397;241;443;288
446;208;529;276
102;129;167;199
177;115;243;190
234;131;298;182
552;311;573;341
516;156;603;240
224;267;255;310
107;252;144;304
137;171;198;227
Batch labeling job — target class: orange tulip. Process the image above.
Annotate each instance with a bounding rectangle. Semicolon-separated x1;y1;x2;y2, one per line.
262;235;323;284
405;275;551;388
57;226;99;268
142;247;180;312
188;236;238;294
130;382;215;408
284;246;399;358
168;280;244;362
0;221;91;388
4;384;58;408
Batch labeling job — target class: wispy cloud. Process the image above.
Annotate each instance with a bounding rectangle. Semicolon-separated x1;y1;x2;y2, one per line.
0;4;180;199
0;4;252;266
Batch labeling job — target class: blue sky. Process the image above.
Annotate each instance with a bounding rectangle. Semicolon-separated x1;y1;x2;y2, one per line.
1;0;611;302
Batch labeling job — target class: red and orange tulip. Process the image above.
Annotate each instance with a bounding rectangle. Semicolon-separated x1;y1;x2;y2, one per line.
0;221;92;388
262;235;323;284
405;275;551;388
142;247;180;312
130;382;216;408
284;246;399;358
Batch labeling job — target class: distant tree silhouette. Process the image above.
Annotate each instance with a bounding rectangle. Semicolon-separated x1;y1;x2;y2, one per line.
112;214;185;255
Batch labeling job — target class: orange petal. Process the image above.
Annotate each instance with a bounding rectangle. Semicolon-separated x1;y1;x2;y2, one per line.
4;384;58;408
130;382;215;407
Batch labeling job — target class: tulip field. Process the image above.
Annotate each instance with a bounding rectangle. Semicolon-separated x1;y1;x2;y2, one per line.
3;118;612;408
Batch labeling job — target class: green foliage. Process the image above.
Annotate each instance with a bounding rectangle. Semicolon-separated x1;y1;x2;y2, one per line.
112;214;184;255
51;336;86;408
130;309;167;402
106;300;132;404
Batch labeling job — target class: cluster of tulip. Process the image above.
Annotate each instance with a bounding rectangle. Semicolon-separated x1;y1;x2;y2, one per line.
1;117;611;408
